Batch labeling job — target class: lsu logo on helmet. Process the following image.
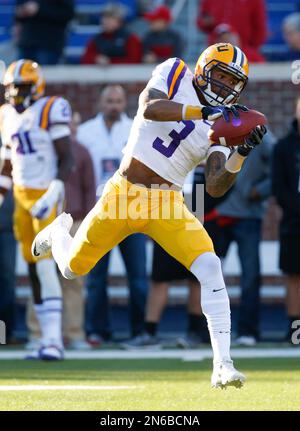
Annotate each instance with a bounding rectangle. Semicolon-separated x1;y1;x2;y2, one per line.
194;43;249;107
3;59;45;112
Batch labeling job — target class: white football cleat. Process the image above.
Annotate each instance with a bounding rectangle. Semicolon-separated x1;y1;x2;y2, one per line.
31;212;73;258
25;349;41;360
211;360;246;389
25;345;64;361
40;345;64;361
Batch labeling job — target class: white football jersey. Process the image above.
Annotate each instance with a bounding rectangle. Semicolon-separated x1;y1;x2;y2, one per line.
123;58;230;187
0;96;71;189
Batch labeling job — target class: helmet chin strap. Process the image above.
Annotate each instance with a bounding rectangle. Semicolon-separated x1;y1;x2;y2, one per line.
195;74;239;107
200;80;236;106
223;94;235;104
201;83;224;106
14;94;32;113
203;93;219;107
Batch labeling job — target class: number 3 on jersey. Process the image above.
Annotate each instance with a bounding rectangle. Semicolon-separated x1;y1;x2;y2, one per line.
152;121;195;158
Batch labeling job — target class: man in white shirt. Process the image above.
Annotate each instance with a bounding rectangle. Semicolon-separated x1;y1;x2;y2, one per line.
77;85;149;343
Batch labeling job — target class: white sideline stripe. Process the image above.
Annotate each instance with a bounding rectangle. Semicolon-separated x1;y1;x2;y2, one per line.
15;285;286;300
0;385;137;392
0;348;299;360
183;348;300;362
0;350;186;360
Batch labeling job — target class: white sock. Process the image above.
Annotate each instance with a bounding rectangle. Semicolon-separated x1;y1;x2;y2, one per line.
42;298;63;348
34;303;47;345
34;301;63;348
51;227;77;279
36;259;62;298
36;259;63;348
190;252;231;364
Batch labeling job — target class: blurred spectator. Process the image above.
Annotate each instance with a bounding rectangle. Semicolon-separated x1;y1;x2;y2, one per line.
14;0;74;65
138;0;164;14
142;5;183;64
81;3;142;65
207;130;275;346
197;0;267;63
60;111;96;350
269;13;300;61
212;23;265;63
26;112;96;350
272;98;300;342
0;190;16;343
0;25;19;66
77;85;148;344
212;23;240;46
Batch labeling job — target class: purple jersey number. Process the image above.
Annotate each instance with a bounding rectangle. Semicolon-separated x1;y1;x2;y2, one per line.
12;131;36;154
152;121;195;158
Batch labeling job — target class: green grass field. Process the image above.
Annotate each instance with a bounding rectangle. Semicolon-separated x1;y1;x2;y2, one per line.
0;358;300;410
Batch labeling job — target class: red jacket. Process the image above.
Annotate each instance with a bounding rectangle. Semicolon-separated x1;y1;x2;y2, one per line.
81;30;142;64
197;0;267;60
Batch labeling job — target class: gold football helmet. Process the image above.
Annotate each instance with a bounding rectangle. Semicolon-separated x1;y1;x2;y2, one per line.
3;59;45;111
194;43;249;106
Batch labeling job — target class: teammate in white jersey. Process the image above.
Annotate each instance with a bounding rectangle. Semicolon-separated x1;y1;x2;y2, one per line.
0;59;73;360
32;44;266;387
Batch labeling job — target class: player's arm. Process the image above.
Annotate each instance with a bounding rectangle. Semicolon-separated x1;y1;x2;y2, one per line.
205;151;237;198
30;136;74;220
205;126;267;197
30;97;74;219
49;97;74;181
141;86;248;122
141;87;179;121
141;58;248;122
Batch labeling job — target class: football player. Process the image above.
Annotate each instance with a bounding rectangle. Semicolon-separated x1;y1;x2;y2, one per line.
32;44;266;386
0;59;73;360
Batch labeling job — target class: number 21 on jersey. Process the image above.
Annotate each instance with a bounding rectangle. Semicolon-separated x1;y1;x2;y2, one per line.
152;121;195;158
11;131;36;155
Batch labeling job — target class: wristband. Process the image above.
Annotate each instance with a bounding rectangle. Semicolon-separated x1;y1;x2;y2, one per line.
224;150;247;173
182;104;203;120
48;179;65;198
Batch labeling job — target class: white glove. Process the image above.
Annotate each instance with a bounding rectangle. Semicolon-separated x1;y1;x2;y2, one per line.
30;179;65;220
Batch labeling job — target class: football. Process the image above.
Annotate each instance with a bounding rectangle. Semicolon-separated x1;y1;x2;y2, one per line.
207;109;267;147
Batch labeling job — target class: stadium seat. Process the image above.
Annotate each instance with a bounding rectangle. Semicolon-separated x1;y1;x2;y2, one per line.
2;0;300;63
263;0;298;56
75;0;137;20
